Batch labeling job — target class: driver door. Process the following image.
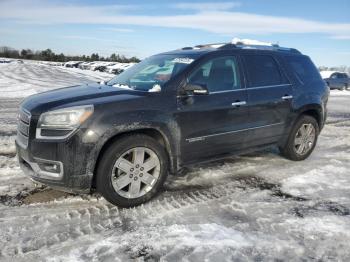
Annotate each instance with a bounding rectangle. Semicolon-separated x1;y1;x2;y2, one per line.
176;55;249;165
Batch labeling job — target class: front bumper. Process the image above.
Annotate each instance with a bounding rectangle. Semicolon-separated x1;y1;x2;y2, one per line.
16;137;93;194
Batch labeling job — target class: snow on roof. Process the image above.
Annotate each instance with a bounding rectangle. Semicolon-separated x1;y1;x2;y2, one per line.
231;38;274;46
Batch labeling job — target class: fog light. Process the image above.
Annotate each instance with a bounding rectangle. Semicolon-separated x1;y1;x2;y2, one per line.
38;162;61;174
35;158;63;177
30;157;64;180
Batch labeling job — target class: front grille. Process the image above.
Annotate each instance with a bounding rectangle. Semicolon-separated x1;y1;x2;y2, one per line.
17;108;31;148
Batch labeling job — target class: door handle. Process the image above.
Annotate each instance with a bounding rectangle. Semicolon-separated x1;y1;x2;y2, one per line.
282;95;293;100
231;101;246;106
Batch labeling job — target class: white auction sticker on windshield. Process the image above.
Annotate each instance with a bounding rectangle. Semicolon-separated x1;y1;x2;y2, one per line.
172;58;194;64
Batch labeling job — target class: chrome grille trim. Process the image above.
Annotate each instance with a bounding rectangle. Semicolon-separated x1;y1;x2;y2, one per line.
16;108;31;148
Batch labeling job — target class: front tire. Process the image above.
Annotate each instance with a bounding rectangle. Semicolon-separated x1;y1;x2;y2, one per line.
279;115;319;161
96;134;169;207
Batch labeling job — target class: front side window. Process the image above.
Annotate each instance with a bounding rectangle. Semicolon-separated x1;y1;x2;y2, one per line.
331;73;338;79
188;56;241;92
107;54;198;91
244;55;287;87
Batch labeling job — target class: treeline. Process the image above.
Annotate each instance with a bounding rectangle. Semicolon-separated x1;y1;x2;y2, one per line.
0;46;140;63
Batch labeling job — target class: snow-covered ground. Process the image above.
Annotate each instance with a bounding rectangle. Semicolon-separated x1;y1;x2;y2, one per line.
0;60;113;98
0;61;350;261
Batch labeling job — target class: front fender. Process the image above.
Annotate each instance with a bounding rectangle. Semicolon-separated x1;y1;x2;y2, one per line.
83;111;181;177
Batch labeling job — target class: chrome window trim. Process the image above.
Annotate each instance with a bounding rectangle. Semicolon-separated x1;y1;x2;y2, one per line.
176;88;246;97
247;84;292;90
177;84;292;97
209;88;246;94
186;122;284;142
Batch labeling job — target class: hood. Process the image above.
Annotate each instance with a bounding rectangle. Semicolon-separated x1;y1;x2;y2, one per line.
20;83;146;115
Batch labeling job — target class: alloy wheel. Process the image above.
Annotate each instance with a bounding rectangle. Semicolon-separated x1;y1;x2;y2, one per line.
111;147;161;199
294;123;316;156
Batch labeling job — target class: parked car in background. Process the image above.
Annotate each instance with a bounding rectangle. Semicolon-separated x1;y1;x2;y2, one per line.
107;63;137;74
79;62;93;70
64;61;83;68
0;58;12;63
320;71;350;90
90;62;116;71
16;40;328;207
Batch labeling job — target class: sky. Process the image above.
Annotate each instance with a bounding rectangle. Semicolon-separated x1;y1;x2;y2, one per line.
0;0;349;66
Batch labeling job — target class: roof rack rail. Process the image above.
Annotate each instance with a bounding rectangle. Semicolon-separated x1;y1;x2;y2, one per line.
217;43;237;49
218;43;301;54
180;41;301;54
275;47;301;54
194;43;227;48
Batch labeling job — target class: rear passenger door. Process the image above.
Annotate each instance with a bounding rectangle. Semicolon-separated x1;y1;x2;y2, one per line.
242;54;293;145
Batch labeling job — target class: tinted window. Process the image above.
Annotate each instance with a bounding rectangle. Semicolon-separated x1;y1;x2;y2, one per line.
244;55;286;87
284;55;321;83
188;56;241;92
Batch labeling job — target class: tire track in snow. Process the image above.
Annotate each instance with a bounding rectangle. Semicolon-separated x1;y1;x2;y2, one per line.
327;118;350;127
0;136;16;157
0;98;20;138
0;180;249;258
2;174;347;259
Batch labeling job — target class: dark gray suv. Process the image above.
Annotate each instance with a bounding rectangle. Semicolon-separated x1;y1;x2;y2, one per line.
16;42;329;207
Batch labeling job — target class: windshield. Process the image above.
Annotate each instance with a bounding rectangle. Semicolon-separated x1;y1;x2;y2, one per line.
107;54;198;91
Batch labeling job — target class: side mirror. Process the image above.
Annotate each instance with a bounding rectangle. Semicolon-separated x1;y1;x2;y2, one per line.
183;83;209;95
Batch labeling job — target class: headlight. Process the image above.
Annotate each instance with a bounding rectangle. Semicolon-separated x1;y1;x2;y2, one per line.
36;105;93;139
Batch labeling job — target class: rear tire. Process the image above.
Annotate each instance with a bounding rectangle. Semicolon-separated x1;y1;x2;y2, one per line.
96;134;169;207
279;115;319;161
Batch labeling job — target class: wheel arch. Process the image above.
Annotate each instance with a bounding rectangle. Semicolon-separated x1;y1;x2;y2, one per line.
91;128;174;189
297;104;323;128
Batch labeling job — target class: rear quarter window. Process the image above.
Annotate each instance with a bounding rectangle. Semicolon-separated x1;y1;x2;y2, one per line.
284;55;321;84
243;55;288;87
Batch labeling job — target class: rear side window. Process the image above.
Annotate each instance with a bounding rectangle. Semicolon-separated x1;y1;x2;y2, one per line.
243;55;287;87
284;55;321;83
